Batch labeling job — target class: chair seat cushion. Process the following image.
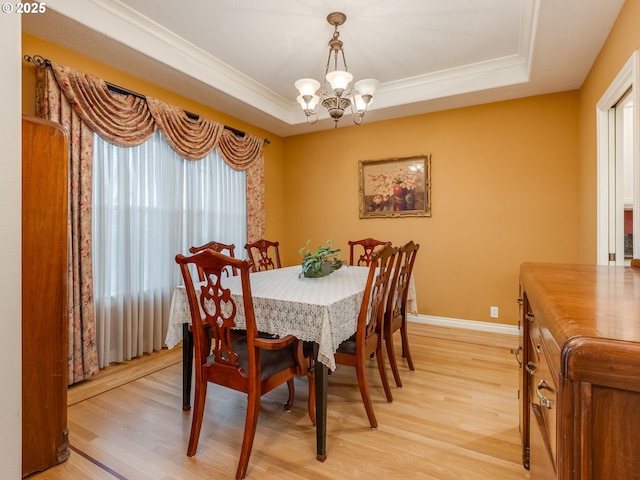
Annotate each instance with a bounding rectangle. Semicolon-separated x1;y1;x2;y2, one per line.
233;336;297;380
302;340;316;358
336;334;357;355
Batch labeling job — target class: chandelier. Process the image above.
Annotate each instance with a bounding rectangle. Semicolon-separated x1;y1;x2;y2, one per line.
295;12;379;127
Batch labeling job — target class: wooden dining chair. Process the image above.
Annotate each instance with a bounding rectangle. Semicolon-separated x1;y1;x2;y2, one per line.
244;239;282;272
348;237;389;266
334;243;397;429
175;249;314;480
182;242;239;411
384;240;420;388
190;241;238;278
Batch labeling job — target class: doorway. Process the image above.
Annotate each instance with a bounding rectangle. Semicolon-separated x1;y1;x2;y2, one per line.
597;52;639;265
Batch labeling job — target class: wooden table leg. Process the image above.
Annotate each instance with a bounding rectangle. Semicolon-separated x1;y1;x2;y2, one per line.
314;343;327;461
182;323;193;411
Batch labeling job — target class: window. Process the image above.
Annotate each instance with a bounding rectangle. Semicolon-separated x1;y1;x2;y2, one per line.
92;130;246;367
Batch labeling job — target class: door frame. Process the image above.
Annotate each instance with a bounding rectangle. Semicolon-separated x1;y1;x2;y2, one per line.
596;51;640;265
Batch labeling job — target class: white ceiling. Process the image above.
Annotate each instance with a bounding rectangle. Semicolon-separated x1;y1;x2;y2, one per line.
22;0;625;137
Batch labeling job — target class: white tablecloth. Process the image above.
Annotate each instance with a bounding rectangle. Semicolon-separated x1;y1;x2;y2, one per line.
166;265;417;370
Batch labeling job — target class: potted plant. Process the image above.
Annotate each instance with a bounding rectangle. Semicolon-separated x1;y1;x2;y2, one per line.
298;239;346;278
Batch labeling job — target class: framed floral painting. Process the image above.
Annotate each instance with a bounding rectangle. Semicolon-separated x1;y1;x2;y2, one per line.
358;154;431;218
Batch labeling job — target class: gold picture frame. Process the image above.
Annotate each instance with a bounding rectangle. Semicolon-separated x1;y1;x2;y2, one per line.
359;154;431;218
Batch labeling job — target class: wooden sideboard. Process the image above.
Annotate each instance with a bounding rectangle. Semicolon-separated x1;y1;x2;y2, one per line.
22;116;70;477
519;262;640;479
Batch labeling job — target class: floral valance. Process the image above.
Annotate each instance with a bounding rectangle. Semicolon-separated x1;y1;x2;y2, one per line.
46;64;155;147
44;62;264;168
145;96;223;161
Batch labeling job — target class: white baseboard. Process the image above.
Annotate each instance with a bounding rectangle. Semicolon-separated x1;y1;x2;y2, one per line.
408;313;519;336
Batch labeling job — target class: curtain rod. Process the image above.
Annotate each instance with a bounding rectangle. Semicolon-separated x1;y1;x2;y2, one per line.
24;54;270;145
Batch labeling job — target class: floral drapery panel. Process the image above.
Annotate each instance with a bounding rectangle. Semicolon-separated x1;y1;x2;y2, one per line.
35;62;265;384
36;66;99;384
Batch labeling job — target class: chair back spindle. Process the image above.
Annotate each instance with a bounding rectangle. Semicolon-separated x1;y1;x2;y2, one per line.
348;237;389;266
244;239;281;272
189;241;238;278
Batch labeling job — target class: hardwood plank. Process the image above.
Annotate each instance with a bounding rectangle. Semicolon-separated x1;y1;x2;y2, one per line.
26;445;122;480
31;323;530;479
67;347;182;406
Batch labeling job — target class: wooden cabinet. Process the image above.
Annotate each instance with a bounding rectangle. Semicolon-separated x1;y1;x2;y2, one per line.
520;262;640;479
22;116;70;477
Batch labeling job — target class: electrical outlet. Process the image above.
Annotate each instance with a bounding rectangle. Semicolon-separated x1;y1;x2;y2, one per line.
490;306;499;318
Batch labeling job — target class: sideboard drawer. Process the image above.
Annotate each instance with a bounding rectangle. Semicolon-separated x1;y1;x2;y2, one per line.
530;403;556;479
527;328;557;468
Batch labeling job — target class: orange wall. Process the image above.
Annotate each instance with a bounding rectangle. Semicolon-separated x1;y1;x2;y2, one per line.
21;32;287;243
578;0;640;263
283;93;581;325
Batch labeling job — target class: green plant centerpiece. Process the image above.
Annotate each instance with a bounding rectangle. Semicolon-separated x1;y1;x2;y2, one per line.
298;239;346;278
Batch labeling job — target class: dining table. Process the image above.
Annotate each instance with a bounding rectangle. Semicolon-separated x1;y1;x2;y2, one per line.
165;264;417;461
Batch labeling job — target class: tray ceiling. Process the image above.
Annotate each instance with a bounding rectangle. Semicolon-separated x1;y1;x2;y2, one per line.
23;0;625;137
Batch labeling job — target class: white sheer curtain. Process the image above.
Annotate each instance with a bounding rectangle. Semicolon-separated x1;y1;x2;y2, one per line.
92;130;247;367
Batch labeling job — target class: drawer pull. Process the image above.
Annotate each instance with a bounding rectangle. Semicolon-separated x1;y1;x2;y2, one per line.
536;380;553;409
536;344;542;354
526;312;535;322
526;361;536;375
511;345;522;367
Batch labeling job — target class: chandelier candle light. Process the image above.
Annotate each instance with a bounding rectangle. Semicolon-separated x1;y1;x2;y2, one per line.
295;12;379;127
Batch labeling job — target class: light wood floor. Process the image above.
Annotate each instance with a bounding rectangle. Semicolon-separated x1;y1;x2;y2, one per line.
29;323;530;480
